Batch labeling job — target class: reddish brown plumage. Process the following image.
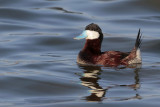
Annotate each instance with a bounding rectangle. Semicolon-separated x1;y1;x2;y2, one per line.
78;39;130;66
77;23;142;67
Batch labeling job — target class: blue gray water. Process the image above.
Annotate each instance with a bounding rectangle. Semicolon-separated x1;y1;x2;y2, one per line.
0;0;160;106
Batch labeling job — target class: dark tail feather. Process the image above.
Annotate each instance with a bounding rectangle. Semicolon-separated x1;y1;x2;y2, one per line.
121;29;143;65
135;29;142;49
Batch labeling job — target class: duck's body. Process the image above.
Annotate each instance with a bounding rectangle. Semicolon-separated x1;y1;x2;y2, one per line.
74;23;142;67
78;50;129;66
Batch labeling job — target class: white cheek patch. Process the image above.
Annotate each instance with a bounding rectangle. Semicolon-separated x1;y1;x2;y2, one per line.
86;30;100;40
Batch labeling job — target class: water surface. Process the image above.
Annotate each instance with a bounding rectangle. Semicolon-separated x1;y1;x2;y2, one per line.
0;0;160;106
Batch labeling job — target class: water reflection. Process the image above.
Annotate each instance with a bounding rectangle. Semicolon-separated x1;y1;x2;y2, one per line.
78;65;142;102
79;65;105;102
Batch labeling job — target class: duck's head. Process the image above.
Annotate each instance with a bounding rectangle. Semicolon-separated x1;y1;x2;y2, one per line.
74;23;103;41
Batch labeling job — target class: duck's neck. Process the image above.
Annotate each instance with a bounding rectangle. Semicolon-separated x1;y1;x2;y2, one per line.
82;39;102;54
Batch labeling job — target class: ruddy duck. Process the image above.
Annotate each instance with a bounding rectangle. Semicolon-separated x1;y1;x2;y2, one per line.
74;23;142;67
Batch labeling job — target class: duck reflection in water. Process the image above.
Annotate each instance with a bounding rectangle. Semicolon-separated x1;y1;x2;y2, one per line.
78;64;142;102
79;65;105;102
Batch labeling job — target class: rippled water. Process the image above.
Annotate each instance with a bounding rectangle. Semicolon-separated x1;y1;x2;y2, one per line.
0;0;160;106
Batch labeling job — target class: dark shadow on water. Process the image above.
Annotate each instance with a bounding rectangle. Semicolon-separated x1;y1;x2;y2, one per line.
77;64;142;102
48;7;83;14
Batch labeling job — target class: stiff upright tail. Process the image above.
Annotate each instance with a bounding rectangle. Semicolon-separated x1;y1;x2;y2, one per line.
135;29;142;50
129;29;142;64
121;29;143;65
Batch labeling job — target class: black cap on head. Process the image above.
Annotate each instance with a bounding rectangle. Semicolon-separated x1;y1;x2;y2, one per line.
85;23;102;34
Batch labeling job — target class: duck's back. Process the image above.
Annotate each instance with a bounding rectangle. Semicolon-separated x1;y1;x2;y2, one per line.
99;51;129;66
77;50;129;66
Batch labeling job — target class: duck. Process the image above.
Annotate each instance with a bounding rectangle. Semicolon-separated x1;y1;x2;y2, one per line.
74;23;142;67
